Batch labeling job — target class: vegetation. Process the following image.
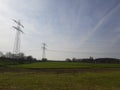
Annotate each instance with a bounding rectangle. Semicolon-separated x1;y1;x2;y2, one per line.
0;57;37;66
67;57;120;64
0;57;120;90
11;62;120;69
0;71;120;90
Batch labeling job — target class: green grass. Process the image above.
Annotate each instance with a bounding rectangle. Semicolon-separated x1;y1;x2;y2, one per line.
0;71;120;90
11;62;120;69
0;59;19;66
0;62;120;89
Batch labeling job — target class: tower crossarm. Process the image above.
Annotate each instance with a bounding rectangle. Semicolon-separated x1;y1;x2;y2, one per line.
12;26;24;33
12;19;24;28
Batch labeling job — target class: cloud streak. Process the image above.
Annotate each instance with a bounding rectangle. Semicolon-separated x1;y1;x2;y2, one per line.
0;0;120;60
80;2;120;45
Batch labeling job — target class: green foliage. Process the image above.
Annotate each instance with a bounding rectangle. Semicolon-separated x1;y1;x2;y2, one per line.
0;59;19;66
41;58;47;62
0;58;37;66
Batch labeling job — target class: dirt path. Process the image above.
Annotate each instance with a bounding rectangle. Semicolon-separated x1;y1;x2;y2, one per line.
28;68;120;73
0;67;120;73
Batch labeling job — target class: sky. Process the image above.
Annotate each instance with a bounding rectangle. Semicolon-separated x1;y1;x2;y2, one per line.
0;0;120;60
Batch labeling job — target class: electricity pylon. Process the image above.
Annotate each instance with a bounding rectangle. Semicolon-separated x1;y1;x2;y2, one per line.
42;43;47;59
12;19;24;57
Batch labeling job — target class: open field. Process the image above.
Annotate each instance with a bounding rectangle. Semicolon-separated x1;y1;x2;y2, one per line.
0;62;120;90
11;62;120;69
0;70;120;90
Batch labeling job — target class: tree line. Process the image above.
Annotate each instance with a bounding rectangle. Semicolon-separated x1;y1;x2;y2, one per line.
66;57;120;64
0;51;38;64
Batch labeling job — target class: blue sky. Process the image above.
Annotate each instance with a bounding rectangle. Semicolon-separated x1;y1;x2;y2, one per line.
0;0;120;60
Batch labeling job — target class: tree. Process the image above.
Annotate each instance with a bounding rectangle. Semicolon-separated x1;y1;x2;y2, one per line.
26;56;33;63
19;53;25;58
89;56;93;60
65;58;71;62
41;58;47;62
0;51;3;57
5;52;13;58
72;58;76;62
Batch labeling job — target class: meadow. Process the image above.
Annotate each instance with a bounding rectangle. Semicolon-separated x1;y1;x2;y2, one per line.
0;62;120;90
0;71;120;90
11;62;120;69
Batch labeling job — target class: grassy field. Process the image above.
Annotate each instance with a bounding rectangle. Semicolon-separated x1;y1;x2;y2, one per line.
0;62;120;90
0;71;120;90
11;62;120;69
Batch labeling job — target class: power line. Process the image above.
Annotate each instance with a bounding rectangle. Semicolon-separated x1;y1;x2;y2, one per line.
47;49;120;54
47;49;83;53
21;47;120;54
47;49;96;54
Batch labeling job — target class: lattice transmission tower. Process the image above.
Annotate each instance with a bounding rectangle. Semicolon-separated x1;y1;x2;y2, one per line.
42;43;47;59
12;19;24;57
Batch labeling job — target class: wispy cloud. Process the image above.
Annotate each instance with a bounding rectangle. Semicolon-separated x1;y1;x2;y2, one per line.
80;2;120;45
0;0;120;59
